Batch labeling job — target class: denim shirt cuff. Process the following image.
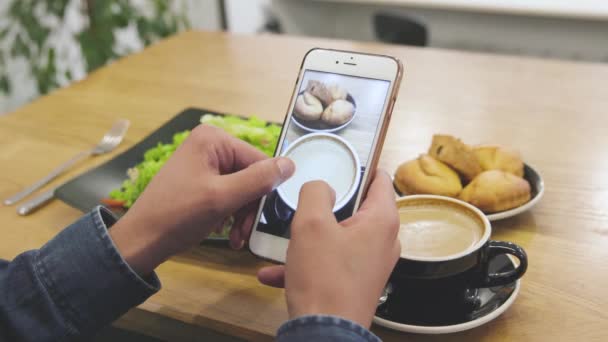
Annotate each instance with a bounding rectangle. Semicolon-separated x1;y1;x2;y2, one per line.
33;206;160;335
277;315;381;342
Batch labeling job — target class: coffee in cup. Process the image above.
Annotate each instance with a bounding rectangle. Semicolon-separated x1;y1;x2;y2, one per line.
380;195;528;325
398;200;486;259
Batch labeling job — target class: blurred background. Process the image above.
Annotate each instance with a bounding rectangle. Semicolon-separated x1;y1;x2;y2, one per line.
1;0;608;115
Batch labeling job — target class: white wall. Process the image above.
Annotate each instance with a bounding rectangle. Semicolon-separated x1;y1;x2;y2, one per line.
270;0;608;62
225;0;271;33
188;0;222;30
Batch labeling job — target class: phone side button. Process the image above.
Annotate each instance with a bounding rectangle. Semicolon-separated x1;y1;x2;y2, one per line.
388;98;396;117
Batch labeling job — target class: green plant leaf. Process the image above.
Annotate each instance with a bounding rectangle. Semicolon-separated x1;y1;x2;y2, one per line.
0;74;10;94
180;14;191;29
0;27;10;40
136;17;154;45
22;13;50;48
46;0;70;19
10;34;31;59
9;0;28;18
114;1;135;28
5;0;190;98
33;48;59;94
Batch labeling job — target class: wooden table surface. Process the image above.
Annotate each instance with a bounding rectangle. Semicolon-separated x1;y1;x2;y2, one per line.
1;31;607;341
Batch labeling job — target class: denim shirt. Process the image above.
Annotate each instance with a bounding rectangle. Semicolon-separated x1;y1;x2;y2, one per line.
0;207;381;342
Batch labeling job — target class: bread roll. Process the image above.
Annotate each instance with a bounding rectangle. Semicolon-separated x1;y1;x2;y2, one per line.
328;84;347;102
322;99;355;126
474;145;524;177
459;170;531;213
428;134;482;181
394;155;463;197
306;80;333;106
294;92;323;121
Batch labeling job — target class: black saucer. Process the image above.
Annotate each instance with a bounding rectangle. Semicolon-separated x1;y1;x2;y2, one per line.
374;254;520;334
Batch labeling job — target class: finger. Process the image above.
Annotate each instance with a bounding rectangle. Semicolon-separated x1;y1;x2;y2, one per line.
353;170;399;236
215;220;226;234
358;170;394;212
194;125;270;173
229;202;258;249
229;205;250;249
219;157;295;213
391;237;402;264
214;127;271;172
238;210;256;242
340;170;392;226
257;265;285;288
225;135;270;172
292;181;337;234
229;214;245;249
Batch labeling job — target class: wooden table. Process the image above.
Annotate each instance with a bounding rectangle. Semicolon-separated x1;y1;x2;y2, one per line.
1;31;607;341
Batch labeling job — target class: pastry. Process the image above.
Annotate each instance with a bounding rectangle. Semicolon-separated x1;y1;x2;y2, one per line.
428;134;482;181
294;92;323;121
459;170;531;213
322;99;355;126
305;80;333;106
328;84;347;102
394;154;462;197
474;145;524;177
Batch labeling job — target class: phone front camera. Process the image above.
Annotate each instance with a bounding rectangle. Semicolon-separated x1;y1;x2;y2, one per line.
336;61;339;64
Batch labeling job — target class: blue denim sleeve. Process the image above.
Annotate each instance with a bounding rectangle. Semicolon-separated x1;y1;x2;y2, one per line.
0;206;160;341
277;315;382;342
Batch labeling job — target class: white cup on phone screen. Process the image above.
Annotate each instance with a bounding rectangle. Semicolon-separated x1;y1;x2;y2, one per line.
276;133;361;212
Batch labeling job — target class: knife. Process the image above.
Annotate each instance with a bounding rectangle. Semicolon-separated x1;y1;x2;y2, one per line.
17;189;55;216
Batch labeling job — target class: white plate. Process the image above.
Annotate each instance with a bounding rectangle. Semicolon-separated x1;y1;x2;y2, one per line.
373;257;521;334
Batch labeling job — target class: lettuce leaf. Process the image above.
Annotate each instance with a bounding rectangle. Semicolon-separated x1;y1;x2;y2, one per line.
109;115;280;210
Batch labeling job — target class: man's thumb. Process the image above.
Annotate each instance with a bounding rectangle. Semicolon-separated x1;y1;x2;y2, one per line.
220;157;295;211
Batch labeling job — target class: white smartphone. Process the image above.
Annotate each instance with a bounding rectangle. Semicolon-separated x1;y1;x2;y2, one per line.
249;48;403;263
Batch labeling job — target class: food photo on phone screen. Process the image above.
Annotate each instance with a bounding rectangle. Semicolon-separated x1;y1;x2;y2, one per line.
257;70;391;237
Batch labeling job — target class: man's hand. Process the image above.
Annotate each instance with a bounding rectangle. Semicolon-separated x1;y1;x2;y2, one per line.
109;125;295;275
257;171;401;328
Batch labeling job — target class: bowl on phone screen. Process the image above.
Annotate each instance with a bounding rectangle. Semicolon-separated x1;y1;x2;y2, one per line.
276;133;361;212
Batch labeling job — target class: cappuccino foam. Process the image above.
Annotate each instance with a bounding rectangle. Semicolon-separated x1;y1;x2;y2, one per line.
398;205;484;258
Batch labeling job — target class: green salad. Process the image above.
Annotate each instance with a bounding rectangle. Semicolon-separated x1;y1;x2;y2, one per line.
200;114;280;157
107;114;280;210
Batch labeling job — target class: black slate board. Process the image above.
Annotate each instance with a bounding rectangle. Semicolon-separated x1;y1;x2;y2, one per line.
55;108;215;214
55;108;247;243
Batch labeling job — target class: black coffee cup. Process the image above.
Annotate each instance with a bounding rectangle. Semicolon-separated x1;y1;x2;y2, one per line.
382;195;528;325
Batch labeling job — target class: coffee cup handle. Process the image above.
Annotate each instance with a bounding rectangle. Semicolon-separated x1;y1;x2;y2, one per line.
480;241;528;287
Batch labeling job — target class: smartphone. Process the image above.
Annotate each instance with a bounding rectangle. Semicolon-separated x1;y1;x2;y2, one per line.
249;48;403;263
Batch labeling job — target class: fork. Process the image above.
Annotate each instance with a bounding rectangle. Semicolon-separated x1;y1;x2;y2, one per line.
4;119;130;206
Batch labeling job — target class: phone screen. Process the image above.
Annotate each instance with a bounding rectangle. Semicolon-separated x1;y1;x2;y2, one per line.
256;69;392;238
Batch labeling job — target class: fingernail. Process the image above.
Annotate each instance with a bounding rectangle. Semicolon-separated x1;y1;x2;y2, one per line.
276;157;295;180
230;238;244;250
